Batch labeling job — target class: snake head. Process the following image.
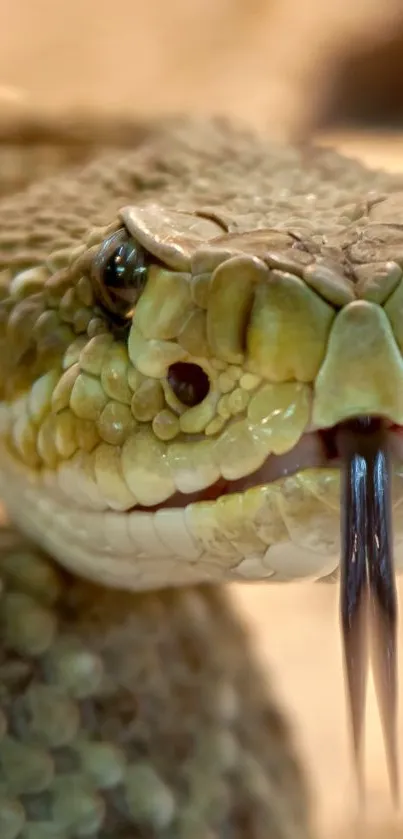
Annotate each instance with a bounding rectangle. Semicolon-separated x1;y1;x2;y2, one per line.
0;133;403;800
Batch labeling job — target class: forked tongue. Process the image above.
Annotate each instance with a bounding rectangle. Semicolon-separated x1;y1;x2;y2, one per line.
337;417;399;804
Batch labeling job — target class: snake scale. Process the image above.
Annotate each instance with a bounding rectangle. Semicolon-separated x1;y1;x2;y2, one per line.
1;114;403;837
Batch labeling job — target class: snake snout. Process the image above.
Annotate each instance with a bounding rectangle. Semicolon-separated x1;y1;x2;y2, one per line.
313;301;403;429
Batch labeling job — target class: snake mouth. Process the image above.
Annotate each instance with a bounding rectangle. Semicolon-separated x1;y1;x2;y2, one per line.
137;430;339;512
139;423;403;511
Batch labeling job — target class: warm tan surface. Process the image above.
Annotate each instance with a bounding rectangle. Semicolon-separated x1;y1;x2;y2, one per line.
2;0;403;137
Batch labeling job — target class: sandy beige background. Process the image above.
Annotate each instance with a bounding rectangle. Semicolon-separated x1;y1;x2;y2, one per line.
2;0;403;136
3;2;403;838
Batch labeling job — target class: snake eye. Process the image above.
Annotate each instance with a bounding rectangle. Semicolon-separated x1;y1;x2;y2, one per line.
92;229;148;321
168;362;210;407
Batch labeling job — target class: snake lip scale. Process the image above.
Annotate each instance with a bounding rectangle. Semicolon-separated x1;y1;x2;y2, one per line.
128;430;336;510
132;422;401;507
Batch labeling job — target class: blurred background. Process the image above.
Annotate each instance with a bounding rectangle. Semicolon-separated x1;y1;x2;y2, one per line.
3;1;403;837
2;0;403;136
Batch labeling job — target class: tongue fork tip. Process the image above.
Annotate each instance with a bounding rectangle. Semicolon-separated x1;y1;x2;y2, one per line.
337;418;400;805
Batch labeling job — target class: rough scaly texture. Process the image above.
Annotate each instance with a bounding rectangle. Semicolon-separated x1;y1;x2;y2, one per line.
0;527;310;839
2;115;403;837
3;119;403;589
0;116;319;839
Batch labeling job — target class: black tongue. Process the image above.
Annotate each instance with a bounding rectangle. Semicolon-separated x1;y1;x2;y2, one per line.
336;417;399;804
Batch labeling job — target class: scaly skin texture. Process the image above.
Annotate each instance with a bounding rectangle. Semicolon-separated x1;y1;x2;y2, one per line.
2;115;403;837
0;526;309;839
0;116;318;839
4;118;403;587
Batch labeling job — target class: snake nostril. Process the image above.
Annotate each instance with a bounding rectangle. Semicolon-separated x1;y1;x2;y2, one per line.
167;362;210;407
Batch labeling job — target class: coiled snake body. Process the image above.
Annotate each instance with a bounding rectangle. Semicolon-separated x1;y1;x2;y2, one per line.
1;116;403;837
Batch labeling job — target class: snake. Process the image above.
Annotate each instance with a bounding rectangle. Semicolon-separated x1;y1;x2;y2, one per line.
1;113;403;838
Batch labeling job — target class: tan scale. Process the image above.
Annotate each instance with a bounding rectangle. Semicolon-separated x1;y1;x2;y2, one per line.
3;115;403;836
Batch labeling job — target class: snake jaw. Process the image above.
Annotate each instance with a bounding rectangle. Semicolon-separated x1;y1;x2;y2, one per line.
337;418;399;805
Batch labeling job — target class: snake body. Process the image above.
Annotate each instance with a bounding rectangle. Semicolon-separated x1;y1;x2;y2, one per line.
1;116;403;837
